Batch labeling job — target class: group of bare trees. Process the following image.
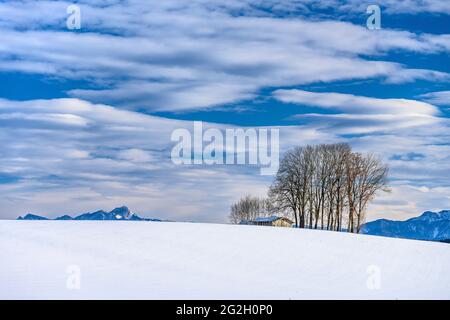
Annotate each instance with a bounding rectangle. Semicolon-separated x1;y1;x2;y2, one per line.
229;195;272;224
230;143;389;234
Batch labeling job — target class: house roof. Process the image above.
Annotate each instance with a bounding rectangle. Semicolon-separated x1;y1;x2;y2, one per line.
239;216;293;225
254;216;280;222
254;216;293;223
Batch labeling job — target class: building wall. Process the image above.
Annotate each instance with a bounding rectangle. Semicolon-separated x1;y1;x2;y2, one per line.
272;219;292;228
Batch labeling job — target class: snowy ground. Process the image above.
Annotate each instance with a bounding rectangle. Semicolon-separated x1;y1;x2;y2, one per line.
0;220;449;299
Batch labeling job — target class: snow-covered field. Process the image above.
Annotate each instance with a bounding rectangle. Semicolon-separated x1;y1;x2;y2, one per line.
0;220;449;299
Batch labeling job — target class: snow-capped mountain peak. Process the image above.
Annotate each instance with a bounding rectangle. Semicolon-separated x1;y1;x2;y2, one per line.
17;206;162;222
109;206;134;220
438;210;450;220
411;211;441;222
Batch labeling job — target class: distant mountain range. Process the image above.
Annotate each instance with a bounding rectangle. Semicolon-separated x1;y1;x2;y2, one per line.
17;206;162;222
361;210;450;242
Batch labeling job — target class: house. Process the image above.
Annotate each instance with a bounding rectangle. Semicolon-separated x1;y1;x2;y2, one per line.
240;216;293;228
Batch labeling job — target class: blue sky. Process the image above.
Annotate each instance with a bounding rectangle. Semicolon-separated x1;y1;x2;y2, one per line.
0;0;449;222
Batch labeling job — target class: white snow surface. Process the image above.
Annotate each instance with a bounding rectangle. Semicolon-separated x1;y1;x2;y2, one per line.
0;220;449;299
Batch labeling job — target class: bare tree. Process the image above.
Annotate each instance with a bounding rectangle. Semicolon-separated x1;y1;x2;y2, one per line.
345;152;362;233
229;195;269;224
328;143;351;231
353;154;390;233
268;148;301;227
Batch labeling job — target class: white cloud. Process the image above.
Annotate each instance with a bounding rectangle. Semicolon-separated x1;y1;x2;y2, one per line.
117;149;155;163
274;89;439;115
273;89;444;133
368;184;450;222
260;0;450;16
418;90;450;106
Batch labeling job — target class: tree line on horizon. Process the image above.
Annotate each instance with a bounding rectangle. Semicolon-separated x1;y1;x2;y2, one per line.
230;143;390;233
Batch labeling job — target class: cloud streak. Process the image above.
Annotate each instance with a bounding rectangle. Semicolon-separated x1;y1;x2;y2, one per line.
418;90;450;106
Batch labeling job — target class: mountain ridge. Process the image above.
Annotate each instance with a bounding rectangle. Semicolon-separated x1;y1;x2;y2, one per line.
17;206;162;222
361;210;450;241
